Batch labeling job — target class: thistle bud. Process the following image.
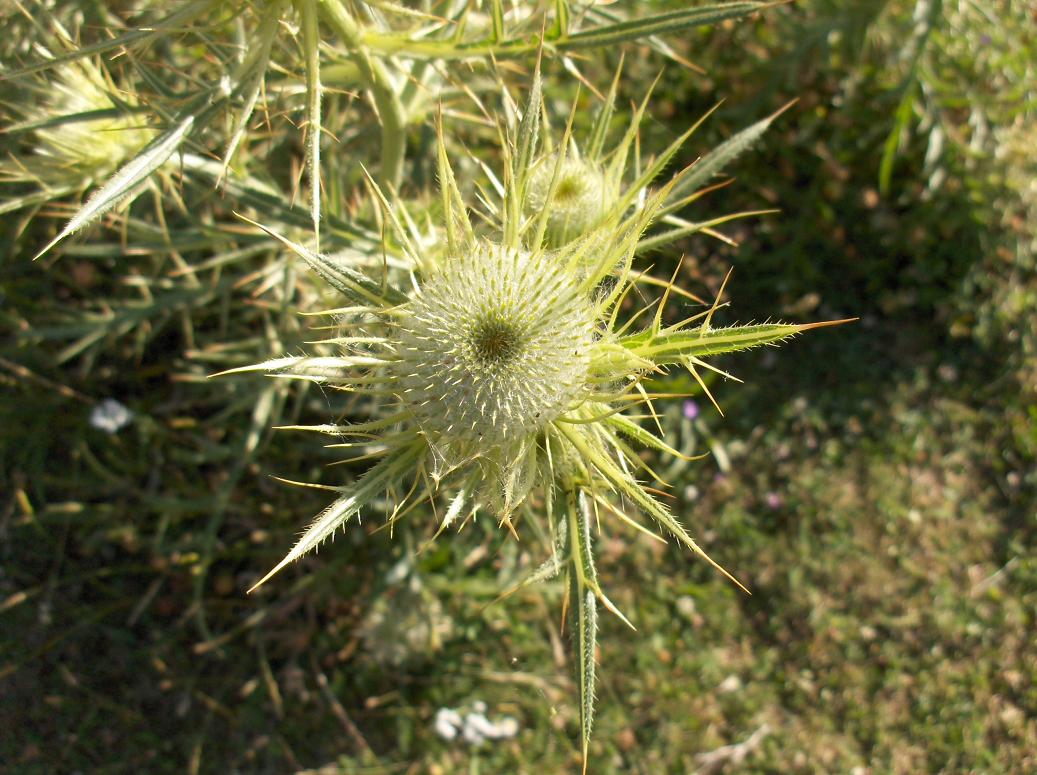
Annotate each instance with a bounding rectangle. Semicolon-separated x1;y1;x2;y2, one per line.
34;63;154;183
524;154;611;248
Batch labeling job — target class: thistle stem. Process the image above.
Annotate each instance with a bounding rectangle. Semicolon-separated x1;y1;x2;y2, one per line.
317;0;406;189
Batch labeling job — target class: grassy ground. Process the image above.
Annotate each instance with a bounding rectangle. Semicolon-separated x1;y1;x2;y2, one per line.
2;2;1035;773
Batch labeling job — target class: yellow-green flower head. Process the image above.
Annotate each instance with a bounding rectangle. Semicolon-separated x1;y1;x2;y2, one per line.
394;243;596;456
524;154;610;248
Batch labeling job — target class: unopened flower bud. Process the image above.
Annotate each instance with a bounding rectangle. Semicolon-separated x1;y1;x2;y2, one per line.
35;63;154;183
524;155;611;248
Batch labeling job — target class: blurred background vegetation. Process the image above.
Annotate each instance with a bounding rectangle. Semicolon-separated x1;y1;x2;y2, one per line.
1;1;1034;772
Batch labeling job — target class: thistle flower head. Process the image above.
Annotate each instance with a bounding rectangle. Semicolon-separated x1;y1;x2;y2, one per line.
394;243;596;459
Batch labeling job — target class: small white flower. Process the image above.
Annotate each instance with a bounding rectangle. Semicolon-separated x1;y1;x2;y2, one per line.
90;399;133;434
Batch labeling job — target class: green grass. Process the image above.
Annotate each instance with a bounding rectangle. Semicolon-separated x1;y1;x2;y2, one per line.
2;1;1035;773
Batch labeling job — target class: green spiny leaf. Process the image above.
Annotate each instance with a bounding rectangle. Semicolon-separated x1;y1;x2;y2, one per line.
0;0;220;81
561;3;767;50
586;58;623;161
663;101;795;212
570;490;598;588
506;63;542;247
636;209;776;254
572;572;597;767
556;422;748;594
235;216;408;307
566;487;600;765
222;0;284;171
212;355;386;381
274;412;409;436
605;412;699;463
436;111;473;255
627;320;853;362
492;550;567;607
358;2;768;60
248;437;425;592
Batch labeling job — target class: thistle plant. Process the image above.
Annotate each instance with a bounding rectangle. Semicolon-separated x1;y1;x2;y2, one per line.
7;1;774;256
220;73;848;763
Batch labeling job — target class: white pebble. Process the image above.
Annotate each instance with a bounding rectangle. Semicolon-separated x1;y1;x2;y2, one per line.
434;705;520;746
89;399;133;434
434;708;462;741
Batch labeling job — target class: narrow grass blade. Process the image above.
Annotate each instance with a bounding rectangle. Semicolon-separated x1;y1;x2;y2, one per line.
879;82;916;194
0;185;79;216
551;0;570;38
490;0;505;42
